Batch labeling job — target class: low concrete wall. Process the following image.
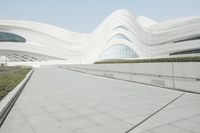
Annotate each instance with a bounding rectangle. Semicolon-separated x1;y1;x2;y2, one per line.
0;69;34;126
63;63;200;93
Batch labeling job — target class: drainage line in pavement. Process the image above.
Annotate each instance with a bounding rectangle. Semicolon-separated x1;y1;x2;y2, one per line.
125;93;185;133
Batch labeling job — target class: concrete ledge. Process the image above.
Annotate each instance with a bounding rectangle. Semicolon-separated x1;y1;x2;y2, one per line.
63;63;200;94
0;69;34;126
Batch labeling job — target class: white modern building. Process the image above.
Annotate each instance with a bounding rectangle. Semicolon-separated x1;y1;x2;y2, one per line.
0;9;200;66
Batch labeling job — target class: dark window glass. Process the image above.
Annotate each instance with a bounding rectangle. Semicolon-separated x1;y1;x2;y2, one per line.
113;26;129;31
173;36;200;43
107;33;132;43
170;49;200;55
0;32;26;43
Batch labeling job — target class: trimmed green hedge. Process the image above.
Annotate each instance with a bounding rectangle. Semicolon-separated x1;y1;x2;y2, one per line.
94;56;200;64
0;67;31;100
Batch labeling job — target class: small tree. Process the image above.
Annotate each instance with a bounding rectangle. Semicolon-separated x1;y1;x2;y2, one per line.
1;63;5;67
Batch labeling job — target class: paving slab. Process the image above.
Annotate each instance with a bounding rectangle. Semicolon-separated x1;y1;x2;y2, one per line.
1;68;200;133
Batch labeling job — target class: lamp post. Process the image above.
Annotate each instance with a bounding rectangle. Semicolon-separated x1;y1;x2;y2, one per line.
5;56;7;66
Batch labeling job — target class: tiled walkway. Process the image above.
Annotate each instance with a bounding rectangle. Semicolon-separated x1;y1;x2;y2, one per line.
1;68;200;133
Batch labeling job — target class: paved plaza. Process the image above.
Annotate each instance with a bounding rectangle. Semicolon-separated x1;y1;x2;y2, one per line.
1;68;200;133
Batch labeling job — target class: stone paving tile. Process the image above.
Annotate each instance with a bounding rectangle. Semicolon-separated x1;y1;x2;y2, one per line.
61;102;85;110
91;104;117;112
0;122;35;133
51;110;80;121
124;115;147;125
42;104;67;113
88;113;119;124
128;119;165;133
147;125;193;133
74;125;111;133
74;107;100;116
189;115;200;124
171;120;200;133
31;123;68;133
1;68;200;133
105;109;137;120
59;117;98;131
24;113;58;125
100;120;134;133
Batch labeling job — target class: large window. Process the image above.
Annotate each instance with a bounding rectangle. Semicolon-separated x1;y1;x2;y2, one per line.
0;32;26;43
99;44;138;59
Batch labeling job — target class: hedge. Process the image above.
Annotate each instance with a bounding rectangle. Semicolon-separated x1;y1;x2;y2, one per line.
0;67;31;100
94;56;200;64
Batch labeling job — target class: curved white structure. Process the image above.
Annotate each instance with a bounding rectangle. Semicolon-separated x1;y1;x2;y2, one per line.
0;9;200;65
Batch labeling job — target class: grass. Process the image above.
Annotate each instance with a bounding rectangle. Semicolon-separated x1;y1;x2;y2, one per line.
94;56;200;64
0;66;32;100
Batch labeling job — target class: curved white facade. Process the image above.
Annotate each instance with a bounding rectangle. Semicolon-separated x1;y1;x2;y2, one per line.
0;9;200;65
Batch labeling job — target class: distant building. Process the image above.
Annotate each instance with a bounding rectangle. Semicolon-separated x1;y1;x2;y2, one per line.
0;10;200;66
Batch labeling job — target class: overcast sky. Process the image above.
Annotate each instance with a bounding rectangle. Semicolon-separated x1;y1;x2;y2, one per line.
0;0;199;32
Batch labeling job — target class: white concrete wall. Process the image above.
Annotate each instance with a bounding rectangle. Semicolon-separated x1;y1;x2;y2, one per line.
173;63;200;93
1;9;200;64
64;63;200;93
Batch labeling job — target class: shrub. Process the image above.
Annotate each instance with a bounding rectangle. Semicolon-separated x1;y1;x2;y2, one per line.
94;56;200;64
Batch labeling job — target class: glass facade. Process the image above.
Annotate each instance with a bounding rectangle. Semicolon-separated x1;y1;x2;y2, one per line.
0;32;26;43
99;44;138;59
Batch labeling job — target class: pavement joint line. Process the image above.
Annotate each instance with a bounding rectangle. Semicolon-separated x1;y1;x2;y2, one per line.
125;93;185;133
16;105;37;133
